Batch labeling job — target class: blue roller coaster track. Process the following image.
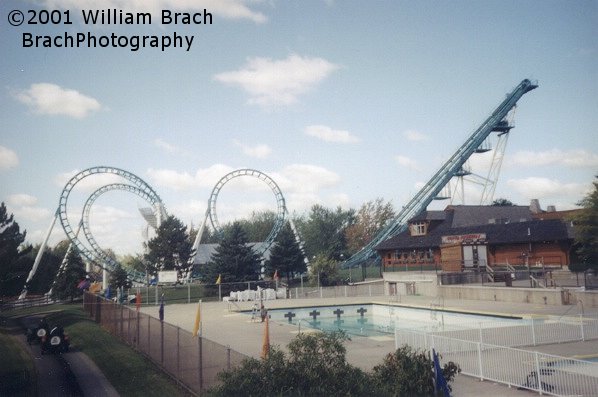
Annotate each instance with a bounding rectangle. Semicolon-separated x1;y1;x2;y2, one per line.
343;79;538;269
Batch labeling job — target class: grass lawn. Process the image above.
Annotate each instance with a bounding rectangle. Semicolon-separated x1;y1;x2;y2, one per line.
1;304;194;397
0;324;36;396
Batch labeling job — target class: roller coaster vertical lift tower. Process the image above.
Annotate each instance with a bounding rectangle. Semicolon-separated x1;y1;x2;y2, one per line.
343;79;538;269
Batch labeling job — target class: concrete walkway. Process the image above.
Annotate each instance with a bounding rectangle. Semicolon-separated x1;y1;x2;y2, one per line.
141;294;598;396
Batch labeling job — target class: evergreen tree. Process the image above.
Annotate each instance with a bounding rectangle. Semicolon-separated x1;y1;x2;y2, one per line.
264;223;306;284
144;215;193;279
204;222;262;283
51;248;86;302
0;202;32;296
26;241;68;294
109;264;132;290
572;177;598;270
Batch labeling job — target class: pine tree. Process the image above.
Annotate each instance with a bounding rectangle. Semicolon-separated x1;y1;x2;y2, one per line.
204;222;262;283
144;215;193;279
0;202;32;296
572;177;598;270
265;224;306;284
51;248;86;302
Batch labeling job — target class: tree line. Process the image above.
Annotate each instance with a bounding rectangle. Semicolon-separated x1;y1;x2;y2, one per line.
2;180;598;297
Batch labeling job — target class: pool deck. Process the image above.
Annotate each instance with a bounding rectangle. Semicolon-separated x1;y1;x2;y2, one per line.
141;294;598;397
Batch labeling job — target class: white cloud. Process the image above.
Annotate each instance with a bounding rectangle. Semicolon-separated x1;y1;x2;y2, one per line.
214;54;340;107
154;138;189;156
15;83;101;119
147;164;237;191
395;155;420;171
508;149;598;168
403;130;428;142
14;206;53;222
54;169;132;192
506;177;589;201
40;0;267;23
233;140;272;158
274;164;341;195
147;168;196;191
5;194;51;222
305;125;359;143
7;193;38;206
0;146;19;170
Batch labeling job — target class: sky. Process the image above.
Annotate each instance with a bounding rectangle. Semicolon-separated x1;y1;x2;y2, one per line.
1;0;597;257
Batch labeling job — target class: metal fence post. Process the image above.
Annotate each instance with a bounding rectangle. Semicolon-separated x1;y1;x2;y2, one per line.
478;322;483;345
160;320;164;365
476;342;484;380
227;345;231;370
198;336;203;391
531;318;537;346
534;351;543;395
188;283;191;304
136;311;140;348
580;313;585;341
177;327;180;378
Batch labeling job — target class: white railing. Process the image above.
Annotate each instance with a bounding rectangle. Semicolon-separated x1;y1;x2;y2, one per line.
395;329;598;396
421;315;598;348
288;283;385;299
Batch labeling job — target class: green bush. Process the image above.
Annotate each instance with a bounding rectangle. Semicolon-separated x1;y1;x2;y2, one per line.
208;332;460;397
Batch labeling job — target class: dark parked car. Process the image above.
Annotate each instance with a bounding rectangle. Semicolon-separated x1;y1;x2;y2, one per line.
26;318;49;345
41;325;70;354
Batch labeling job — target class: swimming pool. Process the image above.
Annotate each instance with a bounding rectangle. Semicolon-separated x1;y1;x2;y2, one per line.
260;304;524;337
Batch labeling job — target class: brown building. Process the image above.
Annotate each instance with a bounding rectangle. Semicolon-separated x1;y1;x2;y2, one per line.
375;203;577;273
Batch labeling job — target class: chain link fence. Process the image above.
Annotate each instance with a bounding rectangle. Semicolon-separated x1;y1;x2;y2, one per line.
83;292;248;394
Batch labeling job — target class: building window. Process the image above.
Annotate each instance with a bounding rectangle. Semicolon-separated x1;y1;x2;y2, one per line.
410;221;427;236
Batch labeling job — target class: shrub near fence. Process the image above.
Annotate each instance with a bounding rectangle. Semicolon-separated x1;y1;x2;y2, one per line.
82;292;248;394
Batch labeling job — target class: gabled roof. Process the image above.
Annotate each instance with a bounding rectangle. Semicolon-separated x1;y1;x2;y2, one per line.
193;242;273;265
410;210;447;222
447;205;533;228
375;218;572;251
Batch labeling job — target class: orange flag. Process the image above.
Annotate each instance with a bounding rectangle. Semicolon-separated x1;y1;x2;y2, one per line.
261;313;270;359
192;299;201;337
135;292;141;311
273;270;279;280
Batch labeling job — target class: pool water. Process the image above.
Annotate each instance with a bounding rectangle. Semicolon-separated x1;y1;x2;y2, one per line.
260;304;524;337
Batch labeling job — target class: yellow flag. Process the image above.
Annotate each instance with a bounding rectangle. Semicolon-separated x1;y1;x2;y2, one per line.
215;274;221;285
192;299;201;337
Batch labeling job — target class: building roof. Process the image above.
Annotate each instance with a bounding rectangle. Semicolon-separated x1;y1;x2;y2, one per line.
447;205;533;228
375;206;573;250
193;242;273;265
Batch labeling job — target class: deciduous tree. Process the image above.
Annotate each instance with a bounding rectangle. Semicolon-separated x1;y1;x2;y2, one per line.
295;204;354;260
345;198;395;254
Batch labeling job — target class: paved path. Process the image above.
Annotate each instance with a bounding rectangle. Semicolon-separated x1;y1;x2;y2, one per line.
19;315;119;397
141;294;598;397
